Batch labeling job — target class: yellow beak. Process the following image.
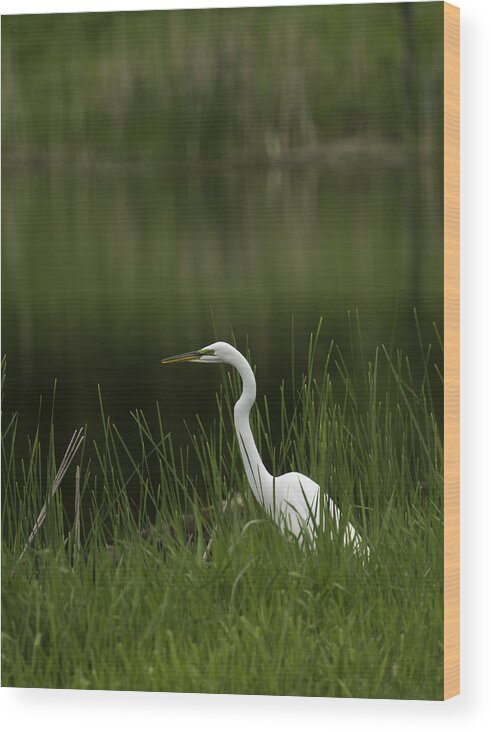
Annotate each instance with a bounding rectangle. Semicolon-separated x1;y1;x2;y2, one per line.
161;350;201;365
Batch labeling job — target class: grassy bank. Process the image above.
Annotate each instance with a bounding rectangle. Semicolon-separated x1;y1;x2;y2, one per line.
1;325;443;698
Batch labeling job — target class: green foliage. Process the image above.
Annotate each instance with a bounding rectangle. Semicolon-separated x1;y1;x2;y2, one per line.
2;4;443;165
1;325;443;698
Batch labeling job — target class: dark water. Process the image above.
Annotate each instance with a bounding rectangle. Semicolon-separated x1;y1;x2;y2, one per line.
2;162;443;473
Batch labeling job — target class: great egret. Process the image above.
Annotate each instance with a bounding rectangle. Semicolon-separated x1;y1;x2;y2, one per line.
161;341;364;552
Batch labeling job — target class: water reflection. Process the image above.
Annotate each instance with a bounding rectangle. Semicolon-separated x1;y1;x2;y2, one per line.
2;164;442;473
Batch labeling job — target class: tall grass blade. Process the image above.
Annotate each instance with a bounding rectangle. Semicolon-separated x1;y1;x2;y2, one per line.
14;427;85;569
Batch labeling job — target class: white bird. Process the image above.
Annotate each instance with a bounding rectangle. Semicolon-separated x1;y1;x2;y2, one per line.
161;341;365;553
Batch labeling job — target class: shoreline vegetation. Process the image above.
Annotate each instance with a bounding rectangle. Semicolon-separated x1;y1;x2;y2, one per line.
3;136;413;174
2;4;442;172
2;324;444;698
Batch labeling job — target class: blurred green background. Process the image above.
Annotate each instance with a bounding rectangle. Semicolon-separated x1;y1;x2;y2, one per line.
2;3;443;467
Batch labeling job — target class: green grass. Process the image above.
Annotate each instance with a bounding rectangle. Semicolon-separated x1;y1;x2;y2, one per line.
1;324;443;698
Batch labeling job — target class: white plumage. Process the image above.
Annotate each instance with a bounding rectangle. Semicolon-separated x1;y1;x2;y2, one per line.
162;341;365;553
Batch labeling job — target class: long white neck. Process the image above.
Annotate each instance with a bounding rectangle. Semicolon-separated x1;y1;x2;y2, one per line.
231;351;272;502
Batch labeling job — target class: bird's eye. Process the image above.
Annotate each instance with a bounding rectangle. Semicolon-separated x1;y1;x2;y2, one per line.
199;348;215;356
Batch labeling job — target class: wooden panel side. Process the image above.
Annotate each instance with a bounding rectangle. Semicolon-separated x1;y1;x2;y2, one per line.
443;1;460;701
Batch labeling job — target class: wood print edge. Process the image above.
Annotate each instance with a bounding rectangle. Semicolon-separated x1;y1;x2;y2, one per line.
443;0;460;701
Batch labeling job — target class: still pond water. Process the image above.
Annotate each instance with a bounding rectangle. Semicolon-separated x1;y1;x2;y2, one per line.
3;162;442;483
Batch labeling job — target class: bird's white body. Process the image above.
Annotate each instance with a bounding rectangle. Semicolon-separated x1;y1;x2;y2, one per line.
162;341;364;553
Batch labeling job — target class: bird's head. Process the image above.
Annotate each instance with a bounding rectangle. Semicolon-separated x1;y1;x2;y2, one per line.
161;341;238;366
